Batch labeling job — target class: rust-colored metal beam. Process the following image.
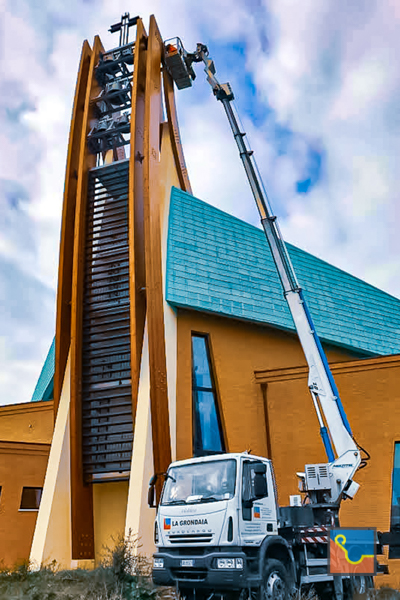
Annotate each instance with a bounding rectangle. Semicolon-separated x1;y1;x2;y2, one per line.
143;15;172;496
162;68;192;194
70;35;104;560
54;41;92;416
128;18;148;429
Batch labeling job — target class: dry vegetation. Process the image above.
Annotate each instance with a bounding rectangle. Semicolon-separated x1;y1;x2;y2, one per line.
0;537;399;600
0;532;175;600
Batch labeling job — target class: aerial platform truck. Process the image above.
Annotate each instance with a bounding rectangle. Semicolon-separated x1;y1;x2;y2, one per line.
149;39;387;600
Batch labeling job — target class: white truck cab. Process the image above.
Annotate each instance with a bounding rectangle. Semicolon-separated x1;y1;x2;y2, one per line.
151;453;297;598
156;453;278;548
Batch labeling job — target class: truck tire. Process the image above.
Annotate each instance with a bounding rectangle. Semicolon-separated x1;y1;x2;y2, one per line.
345;575;374;599
262;559;290;600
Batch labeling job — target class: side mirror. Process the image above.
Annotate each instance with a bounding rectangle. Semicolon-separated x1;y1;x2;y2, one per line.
149;474;158;486
148;474;158;508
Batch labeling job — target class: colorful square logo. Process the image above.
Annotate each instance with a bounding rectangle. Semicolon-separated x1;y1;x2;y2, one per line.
253;506;261;519
329;528;376;575
164;518;171;530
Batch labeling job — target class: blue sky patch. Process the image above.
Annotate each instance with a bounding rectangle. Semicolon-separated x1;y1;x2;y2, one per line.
296;146;324;194
1;179;29;210
207;40;271;127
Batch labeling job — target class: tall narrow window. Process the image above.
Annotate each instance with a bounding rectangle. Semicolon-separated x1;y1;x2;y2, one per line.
20;487;43;511
191;335;225;457
390;442;400;558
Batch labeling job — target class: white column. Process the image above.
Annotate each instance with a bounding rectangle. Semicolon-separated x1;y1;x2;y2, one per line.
125;326;156;557
30;354;73;569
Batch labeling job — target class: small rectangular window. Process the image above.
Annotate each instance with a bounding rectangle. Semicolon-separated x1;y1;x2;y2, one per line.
389;442;400;558
20;487;43;510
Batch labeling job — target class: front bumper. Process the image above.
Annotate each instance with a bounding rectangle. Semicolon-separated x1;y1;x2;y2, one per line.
153;548;252;590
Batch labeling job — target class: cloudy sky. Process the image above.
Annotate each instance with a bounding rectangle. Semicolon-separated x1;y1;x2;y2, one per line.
1;0;400;405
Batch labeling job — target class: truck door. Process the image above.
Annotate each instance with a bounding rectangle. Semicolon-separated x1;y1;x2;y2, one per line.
239;459;278;546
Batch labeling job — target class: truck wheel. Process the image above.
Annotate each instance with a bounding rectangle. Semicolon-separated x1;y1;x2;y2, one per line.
345;575;374;598
262;559;289;600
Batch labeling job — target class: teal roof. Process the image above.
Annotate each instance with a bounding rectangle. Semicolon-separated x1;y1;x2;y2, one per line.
31;337;55;402
31;186;400;402
166;187;400;356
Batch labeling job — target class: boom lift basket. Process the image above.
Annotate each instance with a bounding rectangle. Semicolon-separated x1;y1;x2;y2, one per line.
164;37;195;89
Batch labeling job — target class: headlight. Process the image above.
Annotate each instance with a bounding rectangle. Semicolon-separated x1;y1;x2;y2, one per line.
217;558;235;569
153;557;164;569
216;557;244;569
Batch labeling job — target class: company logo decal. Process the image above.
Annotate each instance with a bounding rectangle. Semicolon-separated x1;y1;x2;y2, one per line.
176;518;208;526
329;528;376;575
253;506;261;519
163;518;208;530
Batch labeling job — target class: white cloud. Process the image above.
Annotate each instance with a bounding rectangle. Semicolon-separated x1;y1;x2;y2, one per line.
237;0;400;298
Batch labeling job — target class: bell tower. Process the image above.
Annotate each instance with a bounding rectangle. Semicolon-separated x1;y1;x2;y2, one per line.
30;14;191;566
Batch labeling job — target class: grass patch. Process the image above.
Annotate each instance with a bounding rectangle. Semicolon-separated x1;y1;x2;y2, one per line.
0;532;173;600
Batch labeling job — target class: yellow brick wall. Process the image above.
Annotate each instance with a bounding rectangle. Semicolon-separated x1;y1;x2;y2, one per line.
0;400;54;444
176;308;357;460
259;355;400;587
0;401;54;566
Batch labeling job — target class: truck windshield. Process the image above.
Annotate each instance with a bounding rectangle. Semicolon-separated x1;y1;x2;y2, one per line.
162;459;236;505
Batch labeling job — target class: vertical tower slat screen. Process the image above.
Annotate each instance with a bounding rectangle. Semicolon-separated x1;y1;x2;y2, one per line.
82;160;133;481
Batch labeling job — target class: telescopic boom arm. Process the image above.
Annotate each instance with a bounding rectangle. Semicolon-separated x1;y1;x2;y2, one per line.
165;41;363;503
